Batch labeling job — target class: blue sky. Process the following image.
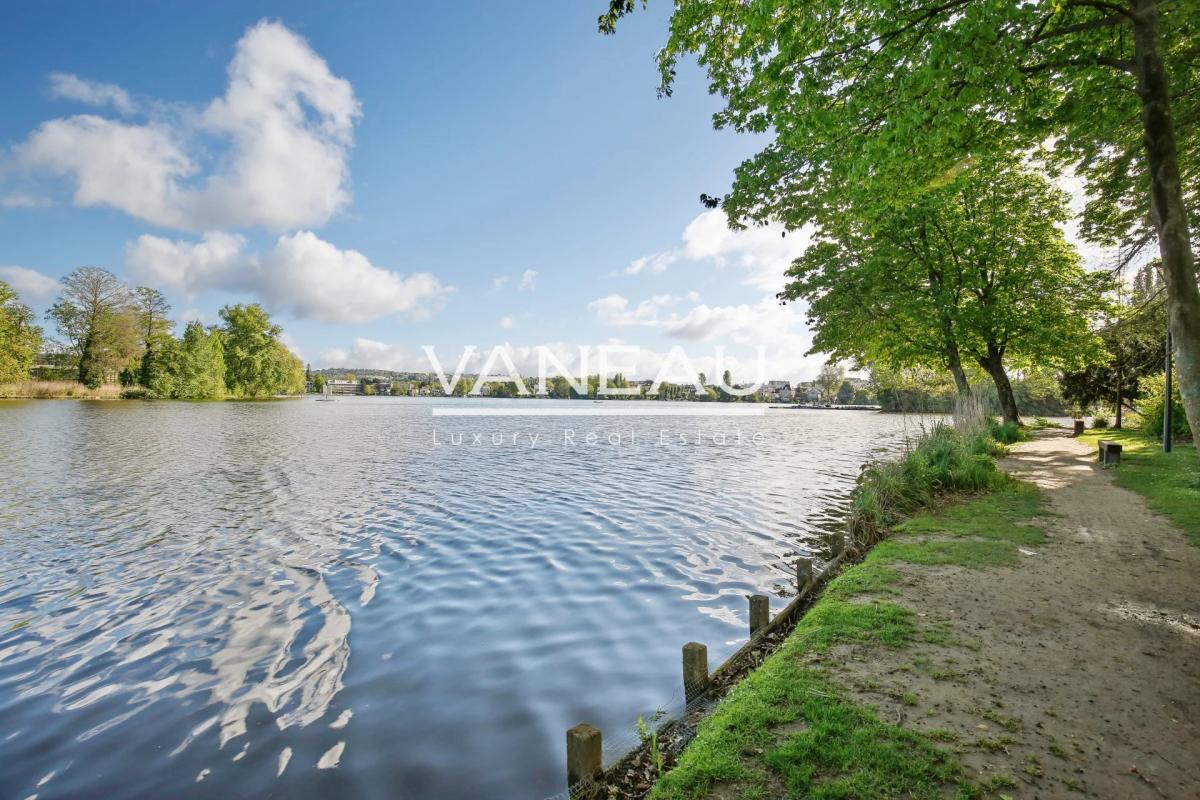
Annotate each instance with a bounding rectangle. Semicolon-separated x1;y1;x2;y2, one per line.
0;1;826;381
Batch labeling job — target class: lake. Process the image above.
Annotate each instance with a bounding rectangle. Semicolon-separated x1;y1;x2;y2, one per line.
0;398;939;800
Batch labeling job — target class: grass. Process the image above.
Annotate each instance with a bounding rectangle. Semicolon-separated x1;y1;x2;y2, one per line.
649;454;1054;800
0;380;122;399
1079;429;1200;546
862;484;1049;569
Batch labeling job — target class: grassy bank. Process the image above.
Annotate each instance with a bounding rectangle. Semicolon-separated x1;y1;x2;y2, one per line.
1078;429;1200;546
0;380;122;399
649;427;1050;800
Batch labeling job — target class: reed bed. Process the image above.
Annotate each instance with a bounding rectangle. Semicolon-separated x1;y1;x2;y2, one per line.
0;381;123;399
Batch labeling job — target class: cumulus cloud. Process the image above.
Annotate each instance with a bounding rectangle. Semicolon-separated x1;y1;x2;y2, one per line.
0;265;60;301
499;315;515;329
125;231;248;297
319;338;417;371
125;230;451;323
17;21;360;232
492;276;509;290
624;250;676;276
259;232;447;323
0;194;50;209
520;269;538;290
49;72;136;114
587;293;676;326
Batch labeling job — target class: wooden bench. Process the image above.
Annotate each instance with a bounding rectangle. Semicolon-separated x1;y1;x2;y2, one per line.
1098;439;1122;465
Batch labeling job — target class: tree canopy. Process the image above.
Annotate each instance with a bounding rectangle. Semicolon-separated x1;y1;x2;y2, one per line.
781;158;1112;422
605;0;1200;446
0;280;43;384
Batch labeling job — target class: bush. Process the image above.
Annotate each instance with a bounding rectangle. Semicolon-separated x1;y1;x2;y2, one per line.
1093;415;1109;429
987;418;1027;444
1139;374;1191;440
847;424;1010;547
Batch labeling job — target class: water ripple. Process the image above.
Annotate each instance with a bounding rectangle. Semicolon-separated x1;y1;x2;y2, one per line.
0;398;944;800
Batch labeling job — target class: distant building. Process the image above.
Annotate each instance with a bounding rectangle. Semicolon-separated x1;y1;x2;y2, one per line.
765;380;793;402
327;379;362;396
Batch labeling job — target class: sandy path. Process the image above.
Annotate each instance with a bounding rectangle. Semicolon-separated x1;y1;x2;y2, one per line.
823;431;1200;798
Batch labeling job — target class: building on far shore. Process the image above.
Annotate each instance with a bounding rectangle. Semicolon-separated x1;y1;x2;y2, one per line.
764;380;793;402
326;379;362;396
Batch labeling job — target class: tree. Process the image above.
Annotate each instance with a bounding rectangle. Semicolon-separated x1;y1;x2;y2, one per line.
605;0;1200;447
160;321;226;400
815;364;844;403
836;381;855;405
781;160;1111;424
130;286;173;388
218;304;304;397
0;280;42;383
1061;266;1169;425
48;267;138;387
312;373;327;394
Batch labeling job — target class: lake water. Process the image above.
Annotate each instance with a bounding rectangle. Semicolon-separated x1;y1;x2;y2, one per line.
0;398;939;800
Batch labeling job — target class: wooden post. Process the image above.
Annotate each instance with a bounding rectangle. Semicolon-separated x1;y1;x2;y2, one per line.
749;595;769;636
566;723;602;794
682;642;709;702
796;557;813;593
1073;419;1085;437
830;531;845;559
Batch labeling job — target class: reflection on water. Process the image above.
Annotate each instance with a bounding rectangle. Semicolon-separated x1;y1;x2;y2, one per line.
0;398;938;799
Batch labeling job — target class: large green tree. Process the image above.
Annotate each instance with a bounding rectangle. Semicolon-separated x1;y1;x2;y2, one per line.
604;0;1200;447
131;286;173;388
1061;264;1169;426
782;160;1111;423
218;304;305;398
149;321;227;400
47;267;138;388
0;280;43;383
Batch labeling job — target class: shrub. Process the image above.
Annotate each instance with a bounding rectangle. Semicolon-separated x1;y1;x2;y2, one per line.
987;418;1026;444
847;424;1010;547
1092;415;1109;429
1139;374;1191;440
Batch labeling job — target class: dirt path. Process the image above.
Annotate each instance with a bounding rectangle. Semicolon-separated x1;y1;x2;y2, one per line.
819;431;1200;798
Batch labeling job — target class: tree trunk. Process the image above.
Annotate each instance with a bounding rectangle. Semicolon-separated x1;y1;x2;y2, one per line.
979;350;1020;426
1133;0;1200;450
1115;363;1123;429
945;335;971;397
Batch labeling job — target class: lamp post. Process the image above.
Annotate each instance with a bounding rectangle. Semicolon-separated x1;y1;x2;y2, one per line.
1164;327;1173;454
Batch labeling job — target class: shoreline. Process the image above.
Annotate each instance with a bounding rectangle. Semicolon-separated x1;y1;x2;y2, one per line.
628;430;1199;799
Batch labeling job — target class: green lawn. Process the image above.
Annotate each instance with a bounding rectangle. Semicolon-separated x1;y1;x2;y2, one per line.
649;487;1051;800
1079;429;1200;546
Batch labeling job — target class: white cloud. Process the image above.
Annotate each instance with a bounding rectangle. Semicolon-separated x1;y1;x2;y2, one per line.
499;316;515;329
125;230;452;323
17;21;359;232
0;265;60;301
624;250;676;276
0;194;50;208
278;332;304;360
492;276;509;290
320;338;415;371
520;269;538;290
260;232;447;323
681;210;813;293
125;231;248;297
587;293;676;326
49;72;136;115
